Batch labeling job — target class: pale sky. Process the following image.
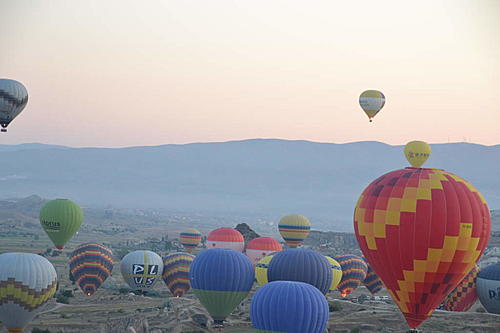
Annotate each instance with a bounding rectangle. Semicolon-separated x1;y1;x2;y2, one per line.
1;0;499;147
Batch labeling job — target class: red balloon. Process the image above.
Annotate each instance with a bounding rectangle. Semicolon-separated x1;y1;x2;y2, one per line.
207;228;245;252
246;237;283;265
354;167;490;329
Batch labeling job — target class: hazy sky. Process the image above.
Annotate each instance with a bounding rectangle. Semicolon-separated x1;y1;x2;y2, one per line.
1;0;499;147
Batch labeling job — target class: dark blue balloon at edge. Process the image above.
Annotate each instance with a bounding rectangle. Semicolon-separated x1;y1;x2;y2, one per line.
251;281;329;333
268;248;332;295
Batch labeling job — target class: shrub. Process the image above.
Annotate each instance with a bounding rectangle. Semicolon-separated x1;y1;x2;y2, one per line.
329;302;342;312
476;307;486;313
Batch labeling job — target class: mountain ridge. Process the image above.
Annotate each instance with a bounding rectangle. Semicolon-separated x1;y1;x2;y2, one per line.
1;139;499;231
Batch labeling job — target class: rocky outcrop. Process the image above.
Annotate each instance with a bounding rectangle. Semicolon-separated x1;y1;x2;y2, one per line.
235;223;260;243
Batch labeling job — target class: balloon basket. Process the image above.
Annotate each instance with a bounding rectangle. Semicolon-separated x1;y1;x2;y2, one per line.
407;329;422;333
1;129;6;132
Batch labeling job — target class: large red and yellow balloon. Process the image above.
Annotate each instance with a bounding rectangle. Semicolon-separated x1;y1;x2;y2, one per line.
354;167;490;328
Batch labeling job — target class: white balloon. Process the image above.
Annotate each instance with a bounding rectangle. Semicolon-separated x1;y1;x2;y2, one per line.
0;253;57;332
120;250;163;292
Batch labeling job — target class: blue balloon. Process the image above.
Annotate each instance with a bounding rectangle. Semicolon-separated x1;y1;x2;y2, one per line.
251;281;329;333
189;248;255;324
267;248;332;295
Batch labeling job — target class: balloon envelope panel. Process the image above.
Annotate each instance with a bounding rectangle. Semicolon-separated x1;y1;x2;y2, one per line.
250;281;329;333
255;254;274;286
69;243;114;296
354;167;491;328
0;253;57;331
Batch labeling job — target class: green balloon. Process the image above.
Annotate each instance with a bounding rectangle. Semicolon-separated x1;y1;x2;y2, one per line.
39;199;83;249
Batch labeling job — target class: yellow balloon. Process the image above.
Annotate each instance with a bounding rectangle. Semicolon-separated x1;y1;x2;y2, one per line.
359;90;385;122
325;256;343;292
255;254;274;286
404;141;431;168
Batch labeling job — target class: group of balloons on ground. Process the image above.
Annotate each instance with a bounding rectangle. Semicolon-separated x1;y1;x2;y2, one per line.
0;78;385;133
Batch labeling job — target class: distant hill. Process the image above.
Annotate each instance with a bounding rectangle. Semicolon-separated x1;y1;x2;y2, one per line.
1;139;499;231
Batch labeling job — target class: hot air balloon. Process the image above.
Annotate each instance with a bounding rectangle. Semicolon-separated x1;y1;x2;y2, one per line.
207;228;244;252
363;262;383;295
477;263;500;314
354;167;491;329
121;250;163;292
325;256;343;292
179;228;202;253
189;248;254;327
39;198;84;249
69;243;114;296
359;90;385;122
268;248;332;295
443;265;479;312
0;79;28;132
250;281;329;333
333;254;367;297
162;252;195;297
404;141;431;168
0;253;57;333
246;237;282;265
255;254;274;286
278;214;311;248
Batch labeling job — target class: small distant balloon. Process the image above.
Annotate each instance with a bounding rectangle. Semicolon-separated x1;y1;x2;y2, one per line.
179;228;202;253
0;78;29;132
359;90;385;122
278;214;311;248
404;141;431;167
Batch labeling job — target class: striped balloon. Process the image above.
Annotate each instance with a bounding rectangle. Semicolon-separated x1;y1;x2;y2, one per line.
278;214;311;248
180;228;202;253
443;265;479;312
69;243;114;296
333;254;368;297
207;228;245;252
363;264;383;295
162;252;195;297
